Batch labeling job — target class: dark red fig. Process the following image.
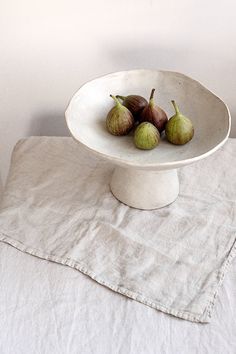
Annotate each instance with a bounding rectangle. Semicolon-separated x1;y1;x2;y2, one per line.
139;89;168;133
116;95;148;120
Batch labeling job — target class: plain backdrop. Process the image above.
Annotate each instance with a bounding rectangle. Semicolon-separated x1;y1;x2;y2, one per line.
0;0;236;186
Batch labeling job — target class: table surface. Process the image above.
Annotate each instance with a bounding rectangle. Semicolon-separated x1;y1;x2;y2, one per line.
1;235;236;354
1;137;236;354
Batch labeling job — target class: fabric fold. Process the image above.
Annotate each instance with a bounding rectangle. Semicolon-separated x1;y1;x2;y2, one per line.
0;137;236;323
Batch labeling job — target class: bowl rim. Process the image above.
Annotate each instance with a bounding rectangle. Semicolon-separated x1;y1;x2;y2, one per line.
65;69;231;170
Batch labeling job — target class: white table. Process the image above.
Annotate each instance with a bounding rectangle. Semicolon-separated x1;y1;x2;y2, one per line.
1;241;236;354
1;136;236;353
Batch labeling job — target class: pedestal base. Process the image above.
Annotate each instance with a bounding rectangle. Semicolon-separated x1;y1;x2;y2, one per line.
110;167;179;210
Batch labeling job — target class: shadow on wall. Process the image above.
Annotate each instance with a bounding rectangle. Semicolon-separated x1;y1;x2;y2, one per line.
108;45;187;72
107;44;236;136
27;44;236;137
28;111;70;136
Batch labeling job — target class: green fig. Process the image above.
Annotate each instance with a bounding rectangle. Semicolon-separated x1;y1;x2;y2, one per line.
165;101;194;145
116;94;148;119
134;122;160;150
106;95;134;136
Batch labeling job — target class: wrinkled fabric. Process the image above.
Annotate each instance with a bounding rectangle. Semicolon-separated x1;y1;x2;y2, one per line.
0;137;236;323
1;242;236;354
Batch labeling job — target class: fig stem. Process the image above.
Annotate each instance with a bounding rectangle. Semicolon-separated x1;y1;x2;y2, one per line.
150;88;155;100
116;95;126;101
110;94;121;105
171;100;180;114
149;88;155;107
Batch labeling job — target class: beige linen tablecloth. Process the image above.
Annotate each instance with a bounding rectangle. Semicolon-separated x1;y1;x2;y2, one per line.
0;137;235;323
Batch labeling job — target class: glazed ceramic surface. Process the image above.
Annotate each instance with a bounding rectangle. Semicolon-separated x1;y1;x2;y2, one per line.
65;70;231;171
65;70;231;209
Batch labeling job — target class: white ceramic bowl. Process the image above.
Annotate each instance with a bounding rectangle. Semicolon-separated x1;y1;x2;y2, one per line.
66;70;230;170
65;70;231;209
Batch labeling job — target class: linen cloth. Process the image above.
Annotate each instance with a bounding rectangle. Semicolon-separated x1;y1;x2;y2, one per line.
1;242;236;354
0;137;235;323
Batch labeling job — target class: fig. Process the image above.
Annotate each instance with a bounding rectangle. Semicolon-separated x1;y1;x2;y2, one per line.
106;95;134;136
134;122;160;150
116;94;148;119
165;100;194;145
139;88;168;133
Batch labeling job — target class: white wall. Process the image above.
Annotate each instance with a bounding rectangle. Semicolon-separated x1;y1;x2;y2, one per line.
1;0;235;184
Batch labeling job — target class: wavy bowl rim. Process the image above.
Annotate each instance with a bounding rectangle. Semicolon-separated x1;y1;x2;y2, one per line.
65;69;231;170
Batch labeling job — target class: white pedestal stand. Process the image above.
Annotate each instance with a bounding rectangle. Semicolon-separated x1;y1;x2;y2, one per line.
110;167;179;210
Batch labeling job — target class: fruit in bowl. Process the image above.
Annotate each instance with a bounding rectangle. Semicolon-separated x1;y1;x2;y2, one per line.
106;89;194;149
106;95;134;136
165;100;194;145
134;122;160;150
